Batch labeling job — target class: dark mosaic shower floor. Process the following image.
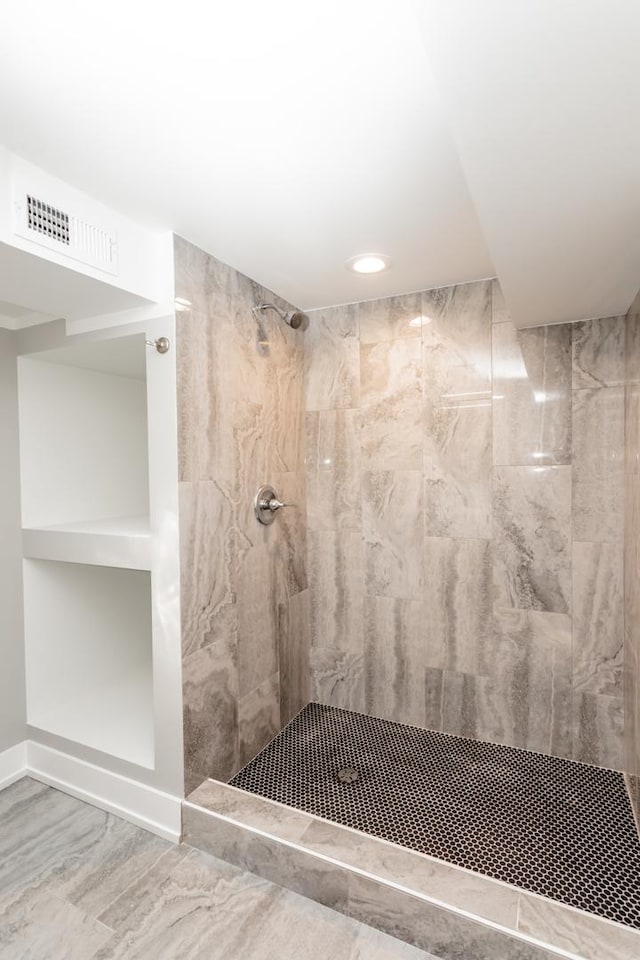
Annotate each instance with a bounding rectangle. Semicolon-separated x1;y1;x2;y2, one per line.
230;702;640;929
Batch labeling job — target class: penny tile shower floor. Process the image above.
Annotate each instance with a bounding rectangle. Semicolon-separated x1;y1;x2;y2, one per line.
230;702;640;930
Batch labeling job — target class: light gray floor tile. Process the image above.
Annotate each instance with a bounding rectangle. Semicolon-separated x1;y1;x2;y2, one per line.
0;778;437;960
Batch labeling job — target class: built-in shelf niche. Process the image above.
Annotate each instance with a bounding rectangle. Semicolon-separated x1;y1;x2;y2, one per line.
17;334;150;560
23;558;154;768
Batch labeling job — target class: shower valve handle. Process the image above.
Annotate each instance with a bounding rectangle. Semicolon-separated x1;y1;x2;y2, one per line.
254;485;294;525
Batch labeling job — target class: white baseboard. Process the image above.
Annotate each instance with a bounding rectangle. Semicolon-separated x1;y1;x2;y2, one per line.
0;740;181;842
0;741;28;791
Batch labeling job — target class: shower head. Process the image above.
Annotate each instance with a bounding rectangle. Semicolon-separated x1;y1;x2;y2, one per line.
253;302;309;331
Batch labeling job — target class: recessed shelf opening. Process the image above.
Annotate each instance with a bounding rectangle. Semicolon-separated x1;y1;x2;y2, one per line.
24;559;154;768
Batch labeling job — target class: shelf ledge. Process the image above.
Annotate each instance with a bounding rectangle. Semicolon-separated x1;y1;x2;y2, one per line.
22;516;151;570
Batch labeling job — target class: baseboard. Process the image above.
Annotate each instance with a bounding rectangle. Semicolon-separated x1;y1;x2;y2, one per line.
0;741;28;791
23;741;181;842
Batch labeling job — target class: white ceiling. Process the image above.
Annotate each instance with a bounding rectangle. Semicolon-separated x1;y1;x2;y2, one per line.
419;0;640;327
0;0;493;312
0;1;638;325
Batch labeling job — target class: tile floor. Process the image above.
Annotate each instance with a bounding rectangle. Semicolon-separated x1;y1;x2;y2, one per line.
0;778;436;960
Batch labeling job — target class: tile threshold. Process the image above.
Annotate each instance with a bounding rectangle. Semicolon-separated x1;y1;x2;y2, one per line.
183;778;640;960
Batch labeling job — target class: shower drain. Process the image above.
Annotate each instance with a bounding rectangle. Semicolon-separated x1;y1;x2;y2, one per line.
337;767;359;784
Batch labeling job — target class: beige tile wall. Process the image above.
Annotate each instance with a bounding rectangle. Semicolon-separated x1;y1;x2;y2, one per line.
624;289;640;827
306;280;626;766
175;236;308;794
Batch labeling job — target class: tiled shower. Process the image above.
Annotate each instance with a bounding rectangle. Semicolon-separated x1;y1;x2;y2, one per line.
176;233;640;952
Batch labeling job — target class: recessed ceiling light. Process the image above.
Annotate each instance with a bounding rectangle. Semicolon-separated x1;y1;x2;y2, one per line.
346;254;390;274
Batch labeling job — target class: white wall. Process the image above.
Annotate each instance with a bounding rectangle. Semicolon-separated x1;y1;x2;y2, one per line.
0;328;26;751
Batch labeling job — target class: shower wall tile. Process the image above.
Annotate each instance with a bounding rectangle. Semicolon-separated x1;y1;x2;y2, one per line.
572;691;624;769
363;470;424;601
179;480;238;658
359;292;422;343
305;278;627;770
309;647;364;712
572;540;623;698
423;537;492;674
491;279;511;324
182;641;239;792
306;409;361;531
625;298;640;828
364;597;426;728
422;280;492;372
423;279;492;539
360;338;423;471
236;544;278;699
305;304;359;412
271;469;308;598
493;465;571;614
309;531;364;656
492;322;571;467
279;589;310;726
421;663;485;750
476;609;573;758
423;386;492;539
572;315;626;388
572;386;624;542
176;236;308;793
238;672;281;768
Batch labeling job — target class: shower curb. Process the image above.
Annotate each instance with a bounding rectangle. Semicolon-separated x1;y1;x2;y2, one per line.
182;779;640;960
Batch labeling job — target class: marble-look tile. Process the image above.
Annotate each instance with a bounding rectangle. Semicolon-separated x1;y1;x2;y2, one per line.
301;818;519;928
271;469;308;598
491;278;511;324
572;541;623;698
477;609;573;758
179;480;237;658
236;544;277;699
361;338;423;470
350;925;438;959
518;893;640;960
423;667;481;739
423;538;492;673
424;397;492;538
238;672;280;767
279;588;311;725
572;314;625;388
175;235;238;485
49;819;171;921
306;409;361;531
306;304;360;412
182;642;239;792
0;888;111;959
182;812;349;913
492;322;571;467
363;471;424;601
185;779;313;842
310;647;365;712
572;691;624;769
626;383;640;475
493;465;571;614
423;281;492;539
572;386;624;542
97;846;190;930
308;530;364;656
0;781;115;898
364;597;426;728
347;873;559;960
359;292;423;343
422;281;492;387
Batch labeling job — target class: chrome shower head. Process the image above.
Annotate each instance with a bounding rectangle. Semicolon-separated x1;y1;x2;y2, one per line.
253;302;309;331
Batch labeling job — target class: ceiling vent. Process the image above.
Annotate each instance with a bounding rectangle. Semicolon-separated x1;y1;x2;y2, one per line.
14;190;118;276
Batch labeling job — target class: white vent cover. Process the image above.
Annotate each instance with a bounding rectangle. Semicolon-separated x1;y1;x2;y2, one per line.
14;191;118;276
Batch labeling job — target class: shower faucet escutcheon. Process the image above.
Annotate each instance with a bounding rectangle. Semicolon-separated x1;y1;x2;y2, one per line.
254;485;293;525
